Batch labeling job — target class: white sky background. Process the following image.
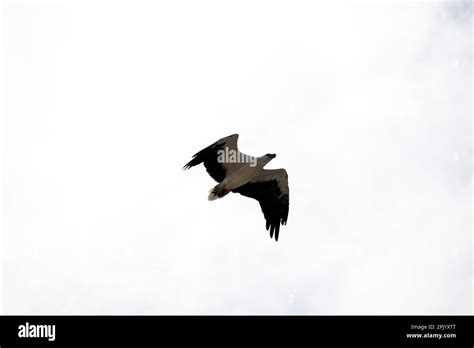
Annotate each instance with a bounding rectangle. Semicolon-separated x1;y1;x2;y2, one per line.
1;1;472;314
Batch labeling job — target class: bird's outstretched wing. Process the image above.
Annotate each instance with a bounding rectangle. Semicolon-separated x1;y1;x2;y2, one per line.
232;169;289;241
183;134;239;182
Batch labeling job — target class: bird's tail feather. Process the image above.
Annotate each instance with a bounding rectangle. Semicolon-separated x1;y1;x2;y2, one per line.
208;184;229;201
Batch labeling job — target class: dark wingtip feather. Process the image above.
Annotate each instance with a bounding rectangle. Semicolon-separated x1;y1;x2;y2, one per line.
182;154;201;171
182;162;194;170
275;225;280;241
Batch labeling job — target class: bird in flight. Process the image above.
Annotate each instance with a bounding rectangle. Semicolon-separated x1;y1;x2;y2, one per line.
183;134;289;241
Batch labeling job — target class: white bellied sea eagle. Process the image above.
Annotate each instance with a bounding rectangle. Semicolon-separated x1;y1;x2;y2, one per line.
183;134;289;241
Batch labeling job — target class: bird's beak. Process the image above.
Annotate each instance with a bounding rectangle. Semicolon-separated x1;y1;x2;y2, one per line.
270;154;277;159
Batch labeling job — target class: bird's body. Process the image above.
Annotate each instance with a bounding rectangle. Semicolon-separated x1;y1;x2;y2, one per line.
183;134;289;241
218;164;259;194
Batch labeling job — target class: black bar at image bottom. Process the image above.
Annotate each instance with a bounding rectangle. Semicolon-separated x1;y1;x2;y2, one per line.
0;315;473;346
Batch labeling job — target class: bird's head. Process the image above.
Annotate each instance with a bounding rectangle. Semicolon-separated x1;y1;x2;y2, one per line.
265;153;277;160
259;153;276;167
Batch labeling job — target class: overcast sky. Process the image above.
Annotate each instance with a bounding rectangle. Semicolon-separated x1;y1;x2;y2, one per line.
1;1;472;314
